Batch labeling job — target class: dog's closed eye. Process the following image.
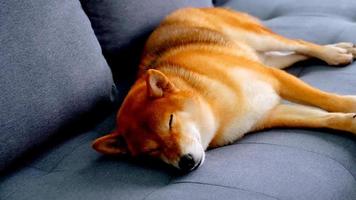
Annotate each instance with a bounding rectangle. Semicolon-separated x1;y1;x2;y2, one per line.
169;114;174;130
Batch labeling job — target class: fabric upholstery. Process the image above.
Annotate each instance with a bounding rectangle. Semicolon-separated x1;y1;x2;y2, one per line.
79;0;213;80
0;0;115;171
1;0;356;200
1;117;355;200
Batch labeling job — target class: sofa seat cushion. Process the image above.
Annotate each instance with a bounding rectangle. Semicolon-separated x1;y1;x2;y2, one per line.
1;116;355;200
0;0;116;172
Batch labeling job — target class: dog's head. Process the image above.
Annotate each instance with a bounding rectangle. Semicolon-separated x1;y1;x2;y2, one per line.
93;69;215;172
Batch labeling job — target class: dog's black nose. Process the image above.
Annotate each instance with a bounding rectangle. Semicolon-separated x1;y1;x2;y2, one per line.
178;154;196;172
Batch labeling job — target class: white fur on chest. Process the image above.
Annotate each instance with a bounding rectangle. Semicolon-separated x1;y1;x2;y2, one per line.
216;69;280;145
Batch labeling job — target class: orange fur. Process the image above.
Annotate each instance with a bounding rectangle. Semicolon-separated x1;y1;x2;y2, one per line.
93;8;356;170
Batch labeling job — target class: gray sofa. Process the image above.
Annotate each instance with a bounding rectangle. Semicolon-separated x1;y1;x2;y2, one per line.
1;0;355;199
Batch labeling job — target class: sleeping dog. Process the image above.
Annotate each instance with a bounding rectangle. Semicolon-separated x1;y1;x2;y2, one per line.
93;8;356;172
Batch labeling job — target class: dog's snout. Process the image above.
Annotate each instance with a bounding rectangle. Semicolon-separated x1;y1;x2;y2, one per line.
178;154;196;172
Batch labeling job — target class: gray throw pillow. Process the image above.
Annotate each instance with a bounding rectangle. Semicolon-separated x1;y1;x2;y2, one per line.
80;0;213;80
0;0;115;171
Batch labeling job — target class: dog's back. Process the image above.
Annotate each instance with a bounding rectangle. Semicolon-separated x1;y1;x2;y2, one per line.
139;8;280;147
139;8;265;73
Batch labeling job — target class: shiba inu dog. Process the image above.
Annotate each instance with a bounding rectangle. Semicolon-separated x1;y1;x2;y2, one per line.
93;8;356;172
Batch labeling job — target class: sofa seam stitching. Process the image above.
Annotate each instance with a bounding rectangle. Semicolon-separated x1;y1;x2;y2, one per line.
236;142;356;181
170;181;281;200
47;139;90;173
141;175;175;200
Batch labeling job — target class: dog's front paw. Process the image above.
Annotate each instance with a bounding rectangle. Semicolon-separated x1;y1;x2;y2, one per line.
330;43;356;57
322;43;354;65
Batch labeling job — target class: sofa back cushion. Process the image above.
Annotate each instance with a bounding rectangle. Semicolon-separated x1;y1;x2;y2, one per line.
80;0;213;80
0;0;115;171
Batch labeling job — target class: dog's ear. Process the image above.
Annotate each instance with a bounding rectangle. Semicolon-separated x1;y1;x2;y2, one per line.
146;69;178;98
92;132;129;155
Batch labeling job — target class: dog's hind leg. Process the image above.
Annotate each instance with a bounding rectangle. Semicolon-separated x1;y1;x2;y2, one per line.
268;67;356;113
254;104;356;135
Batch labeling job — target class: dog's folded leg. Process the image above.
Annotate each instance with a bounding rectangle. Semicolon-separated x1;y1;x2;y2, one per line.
209;8;356;66
268;67;356;113
255;104;356;135
241;30;356;66
258;37;356;66
258;51;309;69
249;35;356;66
